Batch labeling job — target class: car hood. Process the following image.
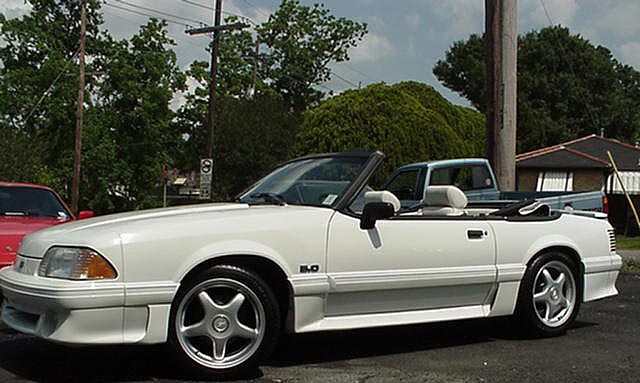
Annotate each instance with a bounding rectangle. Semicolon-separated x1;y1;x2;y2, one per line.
0;216;69;263
18;203;321;258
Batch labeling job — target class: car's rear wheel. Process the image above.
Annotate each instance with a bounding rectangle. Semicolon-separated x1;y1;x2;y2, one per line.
169;265;280;378
515;252;581;336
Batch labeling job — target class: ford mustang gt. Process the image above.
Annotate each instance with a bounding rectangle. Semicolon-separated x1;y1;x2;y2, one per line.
0;151;622;378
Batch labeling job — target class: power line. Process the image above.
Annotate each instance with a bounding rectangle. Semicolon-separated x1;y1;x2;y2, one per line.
240;0;271;18
538;0;602;132
23;49;81;125
340;62;376;82
329;69;359;87
113;0;208;26
180;0;258;25
180;0;213;11
103;1;193;28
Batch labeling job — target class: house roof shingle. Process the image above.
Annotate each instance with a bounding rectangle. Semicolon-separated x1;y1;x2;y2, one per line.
516;134;640;171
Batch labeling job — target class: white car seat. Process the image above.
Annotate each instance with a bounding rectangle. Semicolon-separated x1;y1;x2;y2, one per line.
364;190;401;212
421;185;468;216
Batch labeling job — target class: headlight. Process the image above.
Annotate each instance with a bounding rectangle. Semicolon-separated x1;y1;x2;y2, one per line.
38;247;117;280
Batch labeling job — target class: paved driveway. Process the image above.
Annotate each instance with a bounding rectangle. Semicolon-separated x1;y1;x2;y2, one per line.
0;273;638;383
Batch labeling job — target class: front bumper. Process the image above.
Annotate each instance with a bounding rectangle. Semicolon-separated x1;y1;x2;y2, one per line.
0;258;126;344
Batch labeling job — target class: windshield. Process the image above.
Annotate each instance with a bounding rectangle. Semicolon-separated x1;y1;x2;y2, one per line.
238;156;369;207
0;186;70;219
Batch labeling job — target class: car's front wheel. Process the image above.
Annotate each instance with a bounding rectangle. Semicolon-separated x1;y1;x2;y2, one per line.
515;252;581;336
169;265;280;378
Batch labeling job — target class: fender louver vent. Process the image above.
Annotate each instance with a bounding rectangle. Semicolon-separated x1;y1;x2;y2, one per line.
608;229;616;253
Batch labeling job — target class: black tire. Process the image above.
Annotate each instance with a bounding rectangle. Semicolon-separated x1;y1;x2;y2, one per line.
514;252;582;337
169;265;281;379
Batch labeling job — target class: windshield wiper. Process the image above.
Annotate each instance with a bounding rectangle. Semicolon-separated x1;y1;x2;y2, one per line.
248;193;287;206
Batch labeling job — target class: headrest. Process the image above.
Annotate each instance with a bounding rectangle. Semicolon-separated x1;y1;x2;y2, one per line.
364;190;401;212
425;186;468;209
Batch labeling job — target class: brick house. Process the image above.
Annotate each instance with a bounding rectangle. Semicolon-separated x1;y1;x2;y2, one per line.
516;134;640;234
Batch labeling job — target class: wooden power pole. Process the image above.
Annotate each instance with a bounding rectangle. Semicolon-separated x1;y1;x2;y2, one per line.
71;0;87;214
186;0;248;199
186;0;248;158
485;0;517;190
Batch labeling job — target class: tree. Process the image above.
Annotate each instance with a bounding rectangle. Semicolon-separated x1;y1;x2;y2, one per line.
295;81;485;179
433;26;640;152
88;19;185;211
0;3;185;214
174;73;301;199
256;0;367;110
0;0;105;192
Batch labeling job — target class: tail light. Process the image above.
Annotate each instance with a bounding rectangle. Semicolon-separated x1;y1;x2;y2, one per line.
602;195;609;214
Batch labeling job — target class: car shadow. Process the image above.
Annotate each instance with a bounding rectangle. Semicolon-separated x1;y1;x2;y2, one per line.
0;318;597;383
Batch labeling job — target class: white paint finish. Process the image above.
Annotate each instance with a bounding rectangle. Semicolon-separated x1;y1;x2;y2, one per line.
326;212;496;314
326;284;493;316
496;263;526;282
123;306;149;342
0;200;622;345
288;275;330;296
0;268;125;309
328;266;496;292
124;281;179;306
49;307;125;344
118;205;333;284
296;304;490;333
487;281;521;316
139;304;171;344
583;270;620;302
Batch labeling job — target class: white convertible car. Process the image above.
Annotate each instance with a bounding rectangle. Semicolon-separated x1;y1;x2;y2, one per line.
0;151;622;377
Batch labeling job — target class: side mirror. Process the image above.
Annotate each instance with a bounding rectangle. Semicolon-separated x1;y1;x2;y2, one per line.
77;210;94;220
360;202;395;230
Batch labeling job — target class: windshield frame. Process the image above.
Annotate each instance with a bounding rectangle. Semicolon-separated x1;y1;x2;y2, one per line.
236;150;385;210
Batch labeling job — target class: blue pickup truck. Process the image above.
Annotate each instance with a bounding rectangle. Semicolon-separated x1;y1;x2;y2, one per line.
382;158;607;212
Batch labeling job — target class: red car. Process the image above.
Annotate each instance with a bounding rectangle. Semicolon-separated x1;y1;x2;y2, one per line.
0;182;93;268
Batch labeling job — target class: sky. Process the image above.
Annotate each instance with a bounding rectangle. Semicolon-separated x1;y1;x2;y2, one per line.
2;0;640;108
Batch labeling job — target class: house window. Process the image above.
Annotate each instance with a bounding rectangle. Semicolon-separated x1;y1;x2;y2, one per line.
536;171;574;191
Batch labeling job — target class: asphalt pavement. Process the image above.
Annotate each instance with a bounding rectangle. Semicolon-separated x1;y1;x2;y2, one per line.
0;273;638;383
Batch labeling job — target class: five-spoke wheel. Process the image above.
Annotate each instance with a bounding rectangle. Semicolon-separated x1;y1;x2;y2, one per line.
532;260;576;328
169;265;280;378
515;252;581;336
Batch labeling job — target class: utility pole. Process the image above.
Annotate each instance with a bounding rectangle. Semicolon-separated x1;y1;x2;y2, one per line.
186;0;248;199
251;38;259;98
485;0;517;190
71;0;87;214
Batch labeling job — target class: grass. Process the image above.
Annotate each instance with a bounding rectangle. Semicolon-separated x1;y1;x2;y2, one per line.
615;235;640;250
622;259;640;273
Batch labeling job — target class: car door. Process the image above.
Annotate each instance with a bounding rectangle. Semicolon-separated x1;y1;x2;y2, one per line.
325;212;496;317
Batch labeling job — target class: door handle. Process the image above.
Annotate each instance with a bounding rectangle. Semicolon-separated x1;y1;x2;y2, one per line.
467;229;486;239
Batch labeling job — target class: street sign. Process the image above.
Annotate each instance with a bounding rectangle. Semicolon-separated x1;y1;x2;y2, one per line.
200;158;213;200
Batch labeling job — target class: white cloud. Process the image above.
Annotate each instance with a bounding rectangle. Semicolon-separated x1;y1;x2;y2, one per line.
427;0;484;40
596;2;640;38
520;0;578;28
348;33;392;63
170;75;204;111
619;41;640;69
0;0;31;19
406;14;420;29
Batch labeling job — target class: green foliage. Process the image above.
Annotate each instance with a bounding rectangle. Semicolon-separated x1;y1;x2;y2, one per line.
175;89;301;200
0;3;185;214
433;26;640;152
256;0;367;110
0;0;368;213
0;0;106;195
89;19;186;211
295;81;485;178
